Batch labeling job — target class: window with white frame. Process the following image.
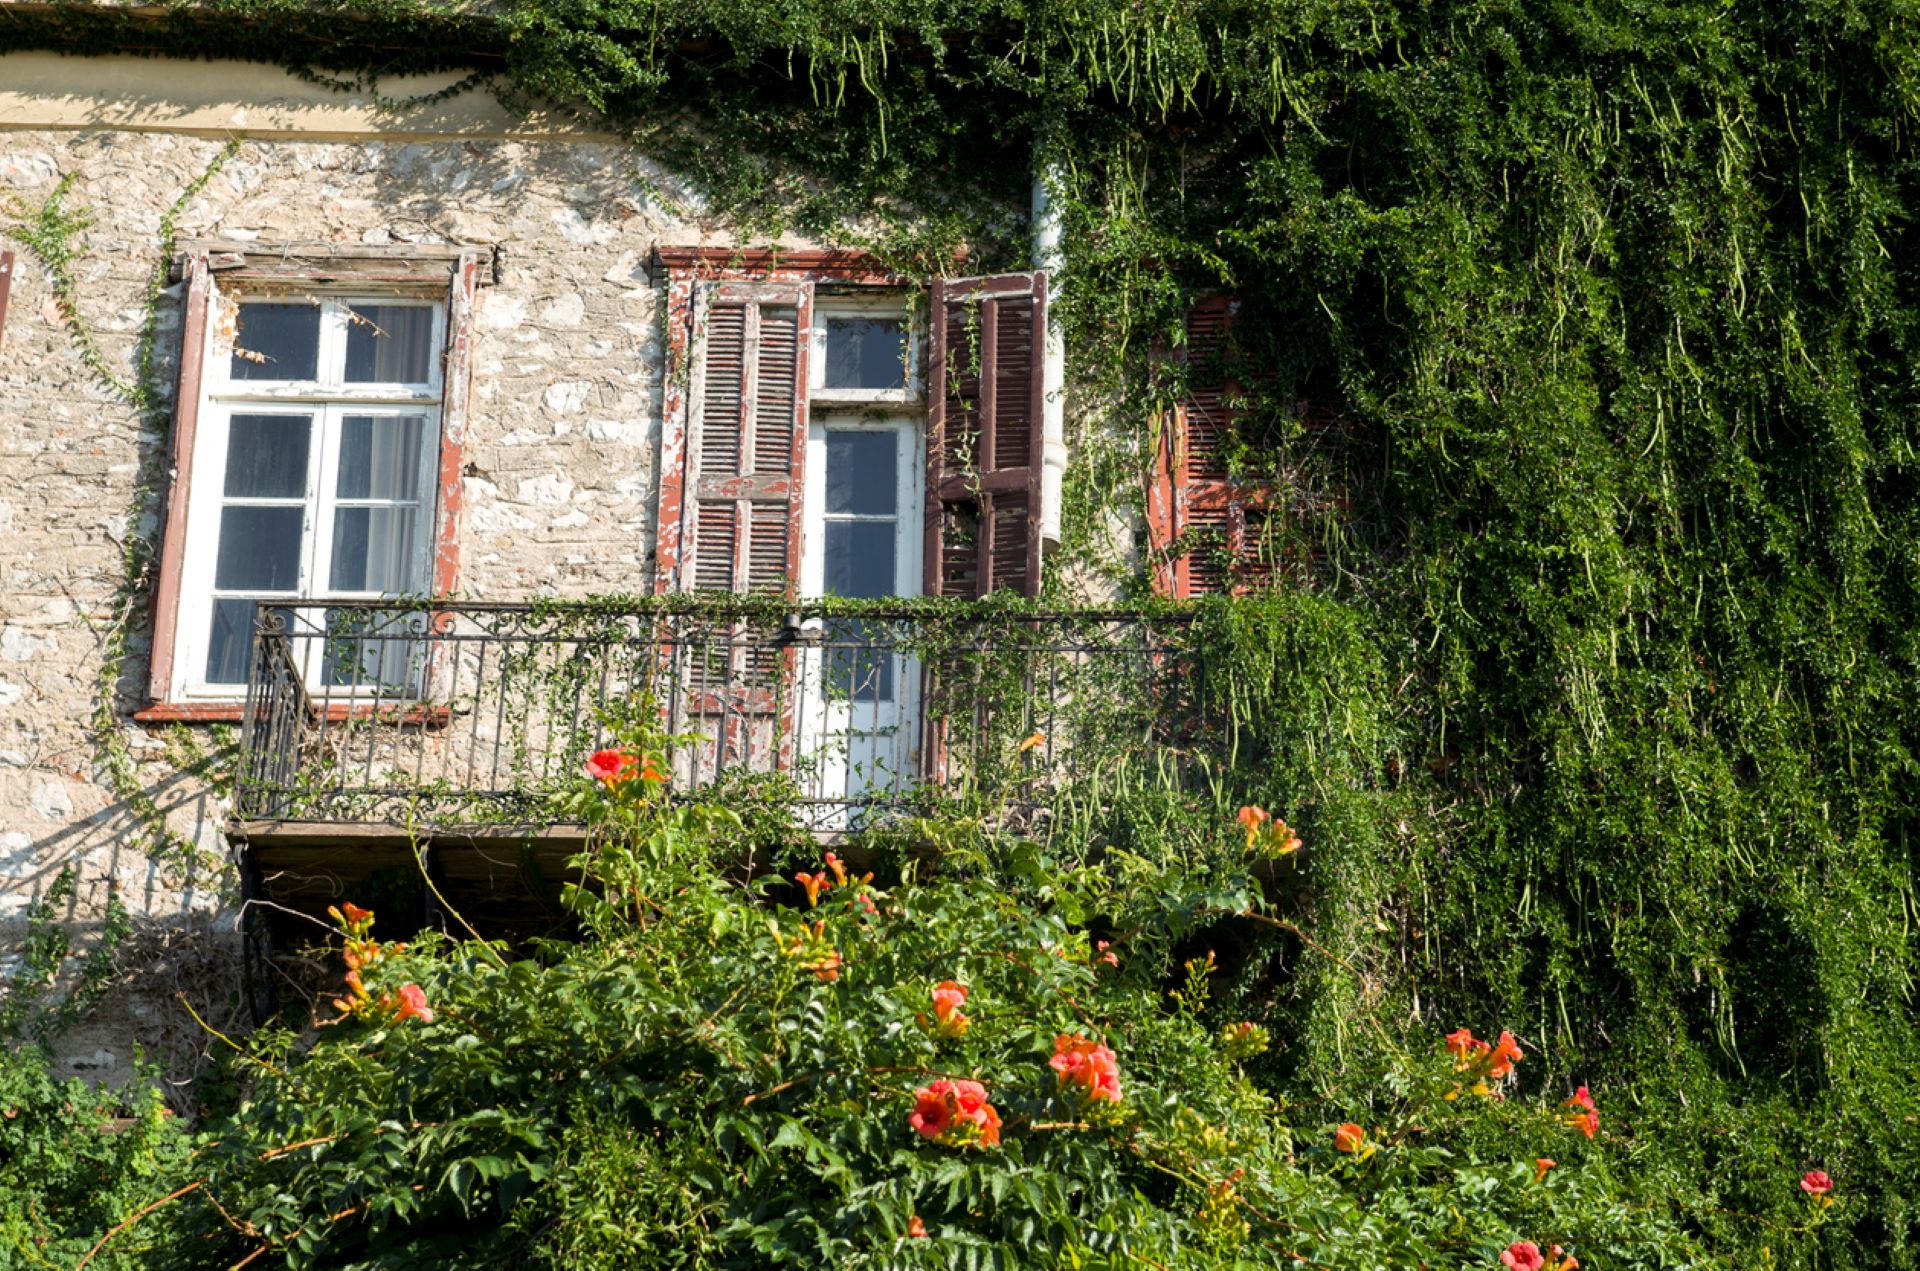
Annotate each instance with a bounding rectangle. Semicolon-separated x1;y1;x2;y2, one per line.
658;261;1049;605
173;294;444;698
810;293;918;403
805;293;924;607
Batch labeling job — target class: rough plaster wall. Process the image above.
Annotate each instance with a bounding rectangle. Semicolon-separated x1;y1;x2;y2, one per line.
0;128;750;1083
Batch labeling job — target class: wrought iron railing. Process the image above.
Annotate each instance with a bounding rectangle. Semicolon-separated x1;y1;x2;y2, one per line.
232;598;1214;829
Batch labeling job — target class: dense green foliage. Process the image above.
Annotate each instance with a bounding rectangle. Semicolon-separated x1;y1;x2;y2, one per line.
0;1047;190;1269
133;790;1715;1267
10;0;1920;1260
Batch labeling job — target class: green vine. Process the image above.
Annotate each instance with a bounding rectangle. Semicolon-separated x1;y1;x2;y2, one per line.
8;2;1920;1258
0;867;133;1048
3;140;241;871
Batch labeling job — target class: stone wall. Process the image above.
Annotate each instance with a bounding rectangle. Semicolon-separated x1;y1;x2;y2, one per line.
0;117;757;1085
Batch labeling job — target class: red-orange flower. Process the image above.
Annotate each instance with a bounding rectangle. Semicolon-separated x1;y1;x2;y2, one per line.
1500;1241;1545;1271
933;980;968;1020
1333;1122;1366;1154
584;749;638;787
1562;1086;1599;1139
1236;804;1302;855
1533;1157;1556;1184
909;1087;952;1140
908;1215;928;1238
1487;1030;1523;1079
975;1101;1002;1148
341;902;373;925
794;871;831;907
910;1080;1001;1149
1237;805;1271;847
1801;1169;1833;1196
1050;1034;1123;1103
391;983;434;1023
824;851;849;887
1018;731;1047;754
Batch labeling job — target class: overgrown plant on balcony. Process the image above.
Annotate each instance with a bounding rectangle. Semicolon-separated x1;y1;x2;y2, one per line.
97;761;1755;1267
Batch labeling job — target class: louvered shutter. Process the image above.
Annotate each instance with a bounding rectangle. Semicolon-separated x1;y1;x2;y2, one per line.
663;280;810;776
678;280;811;599
925;272;1048;597
1147;295;1276;597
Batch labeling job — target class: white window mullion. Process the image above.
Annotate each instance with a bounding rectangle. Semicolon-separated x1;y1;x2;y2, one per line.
309;403;343;599
898;422;924;596
174;403;234;699
318;300;348;390
300;403;343;687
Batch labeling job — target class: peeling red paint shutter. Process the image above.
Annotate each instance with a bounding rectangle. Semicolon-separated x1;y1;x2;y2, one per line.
1148;295;1275;597
670;279;811;754
679;280;811;599
926;271;1047;598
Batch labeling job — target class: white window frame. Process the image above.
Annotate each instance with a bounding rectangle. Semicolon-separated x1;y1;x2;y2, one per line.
800;414;926;602
170;289;446;702
798;414;926;820
809;291;921;405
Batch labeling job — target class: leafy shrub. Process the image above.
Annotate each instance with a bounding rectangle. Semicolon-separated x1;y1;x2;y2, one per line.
0;1045;189;1269
120;765;1738;1267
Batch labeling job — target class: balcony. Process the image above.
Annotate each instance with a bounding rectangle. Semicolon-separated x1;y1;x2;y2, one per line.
228;598;1218;942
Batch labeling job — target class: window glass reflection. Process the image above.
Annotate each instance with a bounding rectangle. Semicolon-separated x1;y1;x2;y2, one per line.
824;317;907;390
231;303;320;380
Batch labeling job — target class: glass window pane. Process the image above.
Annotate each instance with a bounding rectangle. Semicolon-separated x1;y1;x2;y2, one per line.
824;317;907;390
230;303;320;380
825;520;896;598
345;305;437;383
203;597;257;685
222;413;312;498
826;619;894;704
320;607;426;694
330;507;420;592
215;506;304;590
337;415;427;500
204;601;296;685
825;431;898;515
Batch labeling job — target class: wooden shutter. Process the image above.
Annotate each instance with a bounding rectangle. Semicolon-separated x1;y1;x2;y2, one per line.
925;271;1048;598
1147;295;1276;597
674;280;811;598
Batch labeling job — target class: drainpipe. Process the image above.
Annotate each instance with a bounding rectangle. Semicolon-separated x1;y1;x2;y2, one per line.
1032;155;1067;547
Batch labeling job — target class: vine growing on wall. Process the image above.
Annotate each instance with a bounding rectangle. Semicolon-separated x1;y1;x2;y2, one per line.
2;141;241;872
10;1;1920;1259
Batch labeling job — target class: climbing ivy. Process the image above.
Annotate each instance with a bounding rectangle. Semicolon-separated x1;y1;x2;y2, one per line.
11;0;1920;1259
3;142;240;871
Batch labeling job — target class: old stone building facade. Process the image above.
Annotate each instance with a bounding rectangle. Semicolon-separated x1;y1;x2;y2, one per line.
1;44;1241;1083
0;52;797;1078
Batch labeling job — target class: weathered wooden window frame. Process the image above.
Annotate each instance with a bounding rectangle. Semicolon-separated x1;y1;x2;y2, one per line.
139;241;486;721
652;248;920;598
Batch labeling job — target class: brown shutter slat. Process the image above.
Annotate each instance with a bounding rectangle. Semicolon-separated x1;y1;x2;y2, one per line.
926;271;1048;598
987;494;1033;596
1182;300;1235;482
1182;497;1234;596
992;301;1035;471
747;503;790;593
694;504;737;591
752;307;799;478
699;304;747;477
